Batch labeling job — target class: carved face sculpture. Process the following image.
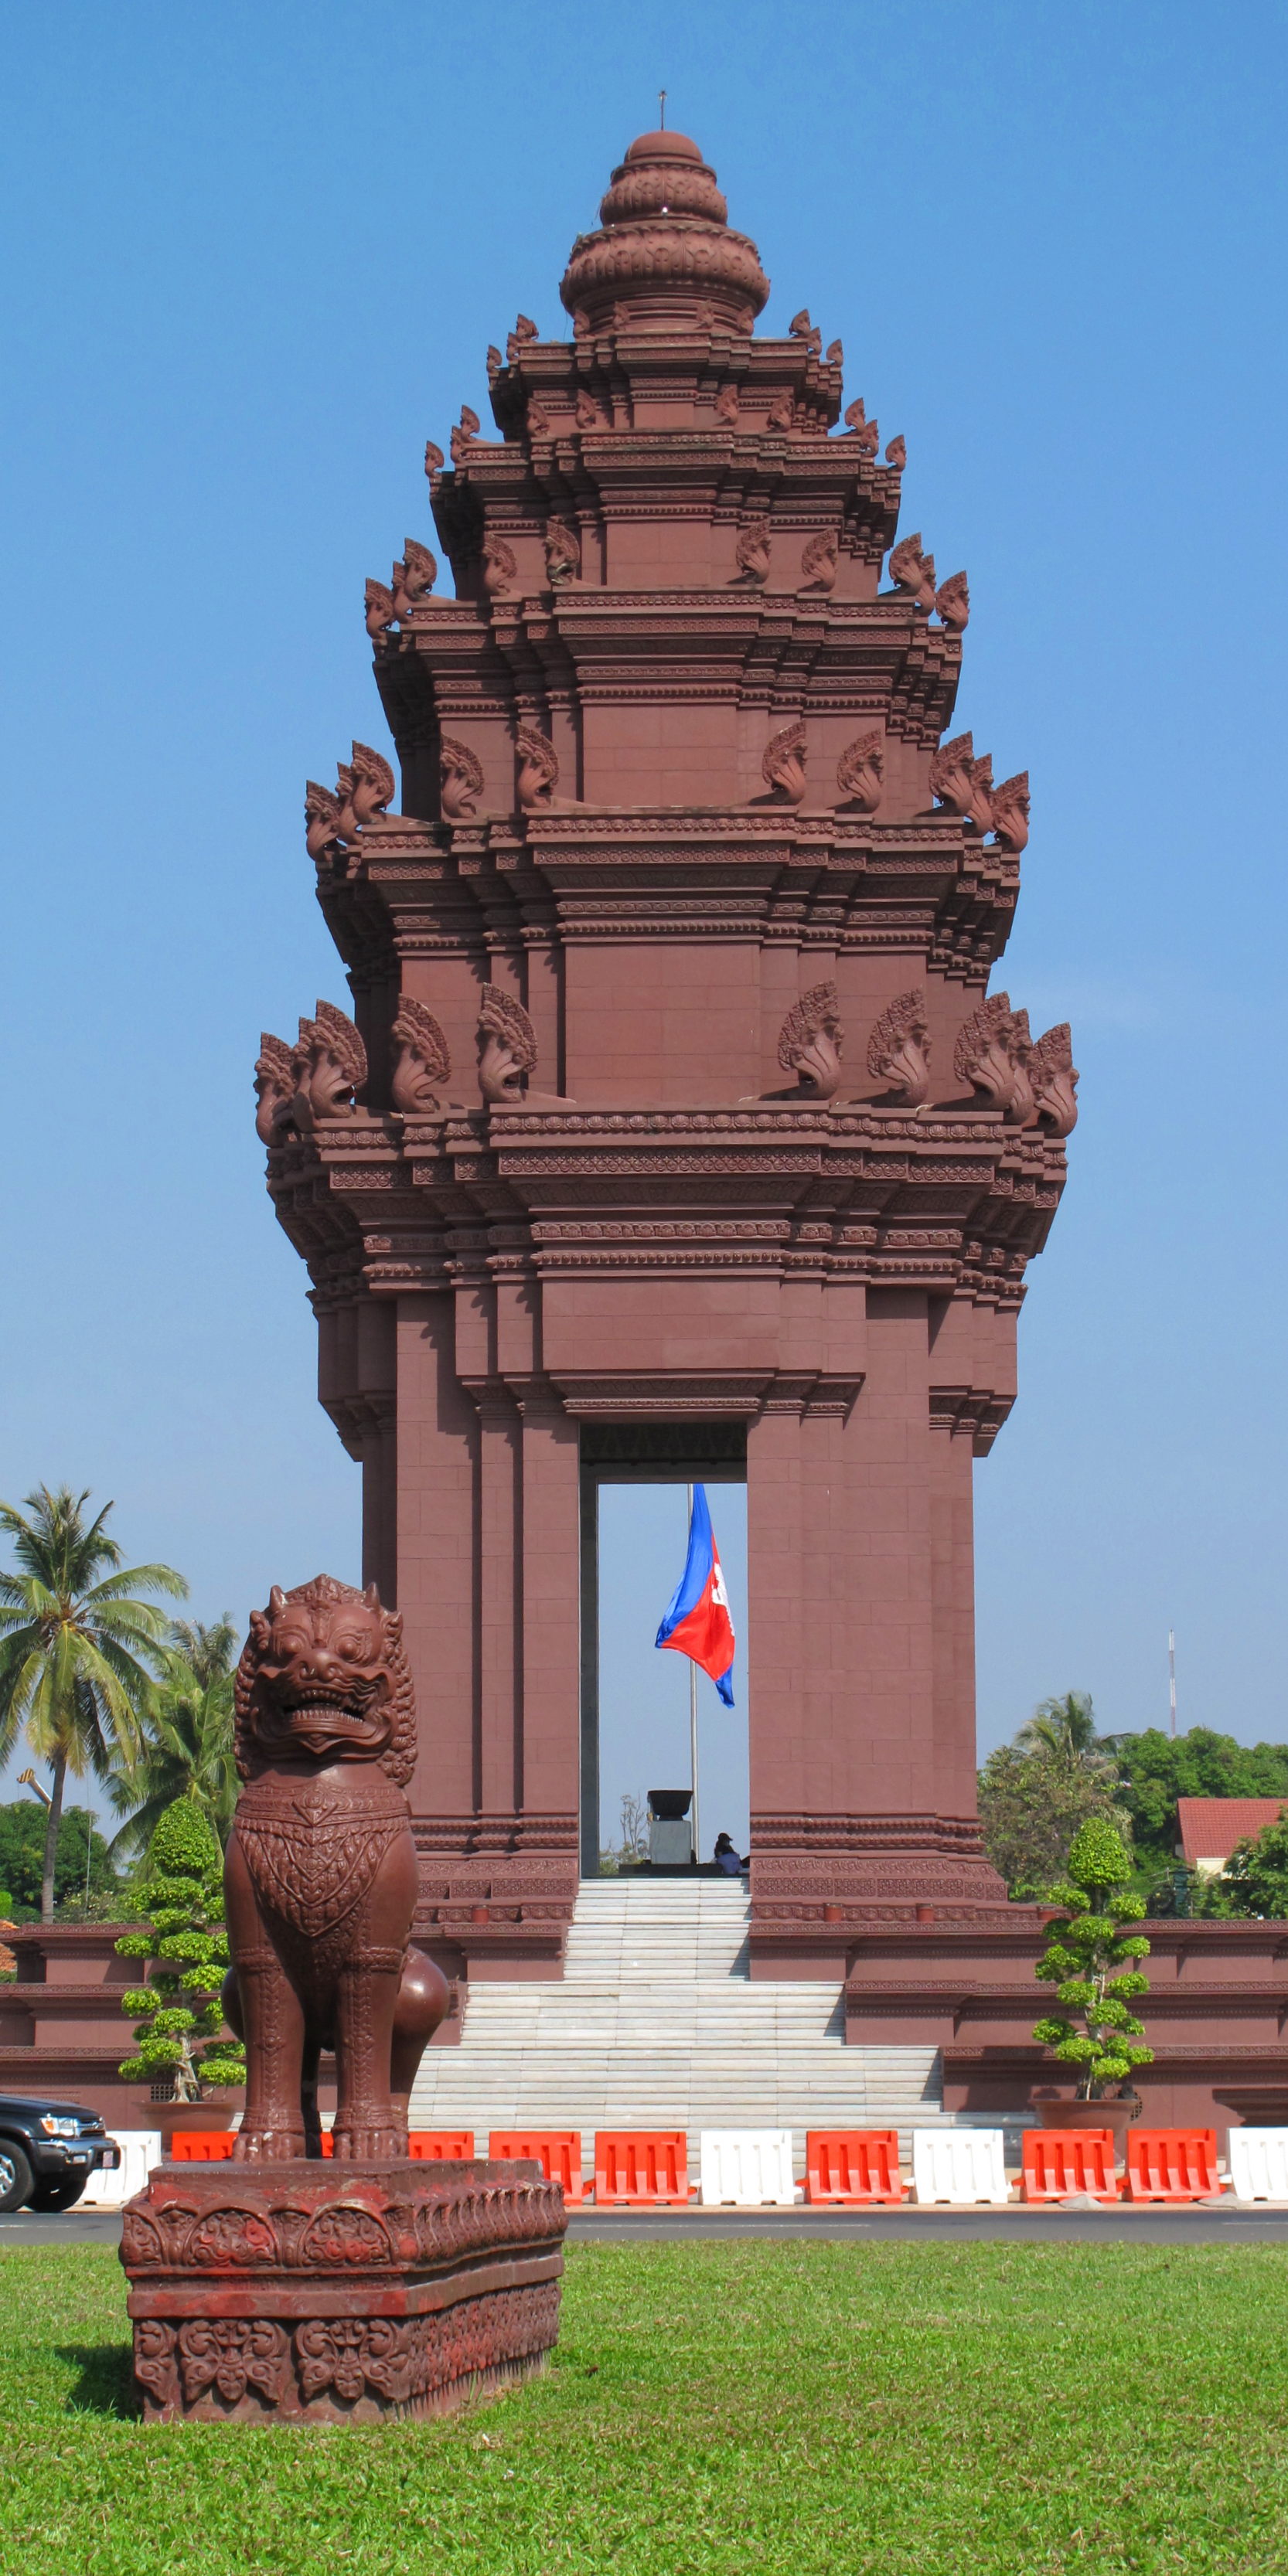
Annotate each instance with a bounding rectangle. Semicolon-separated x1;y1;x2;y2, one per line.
237;1579;405;1770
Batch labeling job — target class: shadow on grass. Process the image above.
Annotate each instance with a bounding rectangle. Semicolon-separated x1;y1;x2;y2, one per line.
57;2341;139;2418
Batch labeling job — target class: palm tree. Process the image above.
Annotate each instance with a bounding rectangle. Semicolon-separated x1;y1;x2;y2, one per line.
167;1616;238;1690
1017;1691;1105;1771
107;1626;239;1860
0;1486;187;1920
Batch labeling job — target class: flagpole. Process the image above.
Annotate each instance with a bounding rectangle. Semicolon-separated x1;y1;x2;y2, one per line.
687;1482;700;1863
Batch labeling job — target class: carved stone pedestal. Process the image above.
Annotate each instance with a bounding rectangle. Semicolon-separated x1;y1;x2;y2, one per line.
121;2159;566;2423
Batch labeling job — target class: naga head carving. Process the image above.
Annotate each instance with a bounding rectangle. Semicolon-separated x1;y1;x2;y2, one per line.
543;519;581;584
952;992;1033;1119
866;989;932;1106
391;997;452;1114
799;531;837;594
888;532;937;611
835;729;884;814
734;517;771;582
234;1575;416;1782
254;1033;297;1145
390;539;437;620
762;720;806;805
439;736;484;822
516;725;559;810
990;771;1030;854
477;982;537;1104
929;731;994;832
294;1001;367;1124
935;570;969;632
1030;1021;1078;1135
778;982;843;1098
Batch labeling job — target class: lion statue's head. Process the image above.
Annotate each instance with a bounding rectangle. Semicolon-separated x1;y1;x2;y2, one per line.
233;1574;416;1785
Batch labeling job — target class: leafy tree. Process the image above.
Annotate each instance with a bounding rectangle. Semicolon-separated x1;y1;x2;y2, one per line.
168;1617;239;1688
1018;1692;1105;1769
979;1714;1131;1899
107;1621;239;1861
1033;1818;1153;2098
116;1801;245;2099
1103;1725;1288;1882
0;1485;187;1919
0;1798;117;1917
1206;1809;1288;1920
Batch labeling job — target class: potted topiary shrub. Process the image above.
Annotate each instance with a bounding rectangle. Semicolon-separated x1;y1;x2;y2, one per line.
1031;1817;1152;2158
116;1800;245;2134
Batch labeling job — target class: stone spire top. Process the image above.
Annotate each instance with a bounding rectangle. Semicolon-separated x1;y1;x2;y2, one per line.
560;131;770;336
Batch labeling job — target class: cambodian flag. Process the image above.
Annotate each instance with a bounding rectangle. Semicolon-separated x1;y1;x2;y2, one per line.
655;1484;735;1707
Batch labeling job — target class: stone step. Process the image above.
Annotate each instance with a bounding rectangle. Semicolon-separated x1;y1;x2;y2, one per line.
410;1874;946;2169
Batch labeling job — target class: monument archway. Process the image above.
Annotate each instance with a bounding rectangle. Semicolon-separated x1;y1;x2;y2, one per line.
261;124;1073;1982
579;1423;747;1878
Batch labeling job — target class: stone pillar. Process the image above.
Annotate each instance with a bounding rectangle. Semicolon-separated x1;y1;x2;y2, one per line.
396;1294;478;1820
476;1396;522;1824
517;1397;581;1826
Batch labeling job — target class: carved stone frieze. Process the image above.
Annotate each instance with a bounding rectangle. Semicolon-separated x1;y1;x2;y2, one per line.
122;2162;566;2421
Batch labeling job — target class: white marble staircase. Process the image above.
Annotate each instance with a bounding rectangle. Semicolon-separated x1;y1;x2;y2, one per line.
408;1876;946;2180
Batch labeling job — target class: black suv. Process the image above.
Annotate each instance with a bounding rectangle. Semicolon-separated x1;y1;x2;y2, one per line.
0;2093;121;2212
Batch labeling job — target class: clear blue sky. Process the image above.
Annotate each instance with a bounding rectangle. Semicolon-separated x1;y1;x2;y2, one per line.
2;2;1285;1835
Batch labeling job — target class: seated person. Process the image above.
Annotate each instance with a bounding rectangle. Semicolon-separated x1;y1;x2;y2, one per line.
714;1831;748;1875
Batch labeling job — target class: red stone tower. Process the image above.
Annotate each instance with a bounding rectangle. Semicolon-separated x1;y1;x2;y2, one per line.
261;131;1075;1982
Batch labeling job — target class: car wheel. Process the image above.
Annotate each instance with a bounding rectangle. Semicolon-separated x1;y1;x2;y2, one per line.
0;2142;34;2213
25;2173;89;2213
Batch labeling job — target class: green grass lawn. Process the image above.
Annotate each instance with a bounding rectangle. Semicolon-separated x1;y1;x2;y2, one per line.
2;2241;1287;2574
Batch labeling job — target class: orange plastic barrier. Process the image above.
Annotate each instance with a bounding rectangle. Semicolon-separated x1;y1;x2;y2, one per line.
1126;2127;1220;2202
805;2129;905;2205
166;2132;236;2162
489;2129;585;2204
593;2130;691;2207
1021;2128;1119;2203
408;2130;475;2161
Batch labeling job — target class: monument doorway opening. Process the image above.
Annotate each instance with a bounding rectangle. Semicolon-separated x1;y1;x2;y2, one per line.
579;1425;748;1879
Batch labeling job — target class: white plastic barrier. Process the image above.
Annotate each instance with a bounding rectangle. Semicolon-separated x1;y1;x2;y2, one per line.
912;2127;1009;2207
1228;2128;1288;2204
79;2129;163;2209
700;2129;796;2208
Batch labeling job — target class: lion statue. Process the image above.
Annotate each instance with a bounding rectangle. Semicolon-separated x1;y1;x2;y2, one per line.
223;1574;448;2163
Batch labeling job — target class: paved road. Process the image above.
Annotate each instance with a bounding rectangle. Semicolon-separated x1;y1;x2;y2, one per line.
6;2205;1288;2248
